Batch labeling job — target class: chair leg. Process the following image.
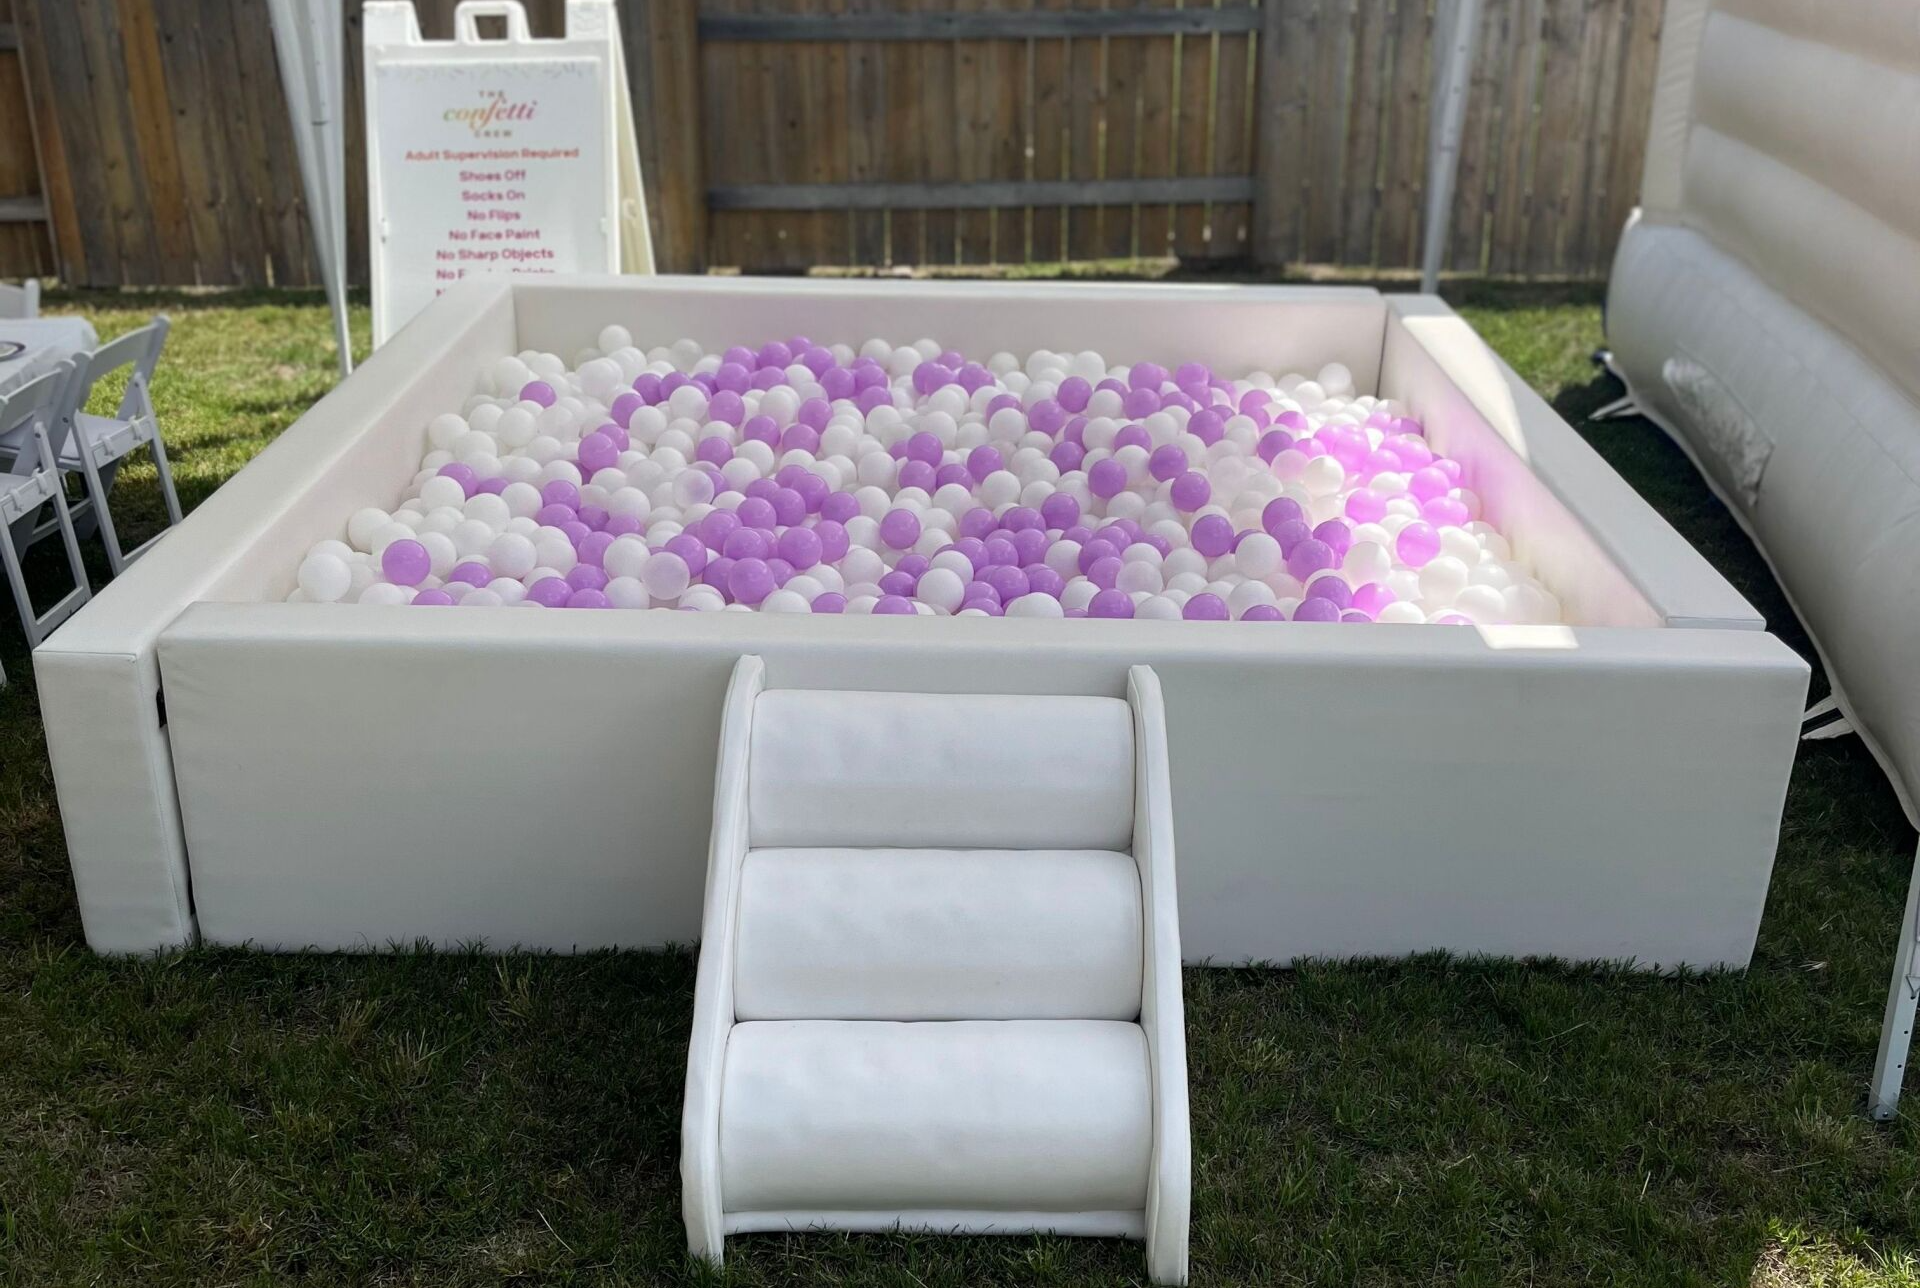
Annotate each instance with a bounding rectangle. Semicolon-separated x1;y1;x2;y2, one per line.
77;446;128;577
2;430;94;650
148;430;184;526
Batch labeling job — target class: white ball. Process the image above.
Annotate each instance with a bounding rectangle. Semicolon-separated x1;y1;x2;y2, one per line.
347;507;391;552
915;567;966;613
761;589;811;613
1006;592;1064;618
1233;533;1283;579
297;552;351;603
642;551;691;599
603;535;650;580
356;582;408;606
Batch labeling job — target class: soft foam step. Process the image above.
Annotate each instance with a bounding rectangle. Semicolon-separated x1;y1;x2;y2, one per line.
748;691;1136;851
733;848;1144;1021
719;1019;1152;1214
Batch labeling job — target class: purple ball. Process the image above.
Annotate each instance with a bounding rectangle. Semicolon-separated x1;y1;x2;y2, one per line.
410;588;455;606
1089;588;1135;619
879;570;917;597
1293;596;1341;623
381;539;432;587
1113;423;1152;452
812;592;847;613
1088;459;1127;499
1304;576;1354;610
1050;441;1086;472
535;503;577;530
967;445;1005;479
1123;388;1161;419
1257;430;1295;463
723;528;770;561
565;588;611;610
777;526;823;569
1148;445;1188;482
1024;564;1065;599
959;508;997;541
1029;399;1067;435
736;496;777;531
985;536;1021;567
820;492;861;524
1191;514;1235;558
897;460;936;493
527;576;572;608
438;462;478;496
1170;471;1211;512
907;431;943;466
665;533;709;575
1188;409;1225;446
702;555;736;591
742;415;780;447
540;479;580;511
519;380;556;408
1183;593;1230;621
566;564;609;593
983;565;1029;601
1261;497;1305;536
963;580;1001;607
610;392;643;426
815;519;850;563
727;558;776;605
577;531;616;568
1312;519;1353;558
1088;556;1123;590
1056;377;1093;412
448;561;491;587
1287;538;1337;581
879;508;922;550
1041;493;1082;530
874;594;916;615
1240;604;1285;622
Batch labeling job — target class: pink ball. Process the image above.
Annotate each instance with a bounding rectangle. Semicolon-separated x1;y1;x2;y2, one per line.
1396;521;1441;567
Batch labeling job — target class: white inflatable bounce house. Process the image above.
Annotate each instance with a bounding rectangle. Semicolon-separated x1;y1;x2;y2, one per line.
1604;0;1920;1118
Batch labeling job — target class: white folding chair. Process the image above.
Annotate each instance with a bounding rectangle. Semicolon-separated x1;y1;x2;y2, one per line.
0;279;40;319
56;316;184;574
0;360;92;657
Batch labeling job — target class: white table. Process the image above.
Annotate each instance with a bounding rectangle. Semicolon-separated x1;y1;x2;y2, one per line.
0;317;99;400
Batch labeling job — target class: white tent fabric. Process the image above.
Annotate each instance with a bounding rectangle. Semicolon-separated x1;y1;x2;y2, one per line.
1605;0;1920;1118
267;0;352;378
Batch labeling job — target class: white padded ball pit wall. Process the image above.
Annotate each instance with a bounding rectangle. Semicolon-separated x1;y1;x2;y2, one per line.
37;277;1808;965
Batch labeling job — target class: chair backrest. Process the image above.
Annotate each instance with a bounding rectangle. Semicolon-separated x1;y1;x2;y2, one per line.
1;361;78;485
71;316;170;425
0;280;39;320
748;689;1137;851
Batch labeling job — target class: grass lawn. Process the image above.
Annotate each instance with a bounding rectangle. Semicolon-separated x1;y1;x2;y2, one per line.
2;279;1917;1286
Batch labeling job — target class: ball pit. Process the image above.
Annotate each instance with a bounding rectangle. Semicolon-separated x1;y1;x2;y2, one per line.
35;278;1805;969
285;332;1565;628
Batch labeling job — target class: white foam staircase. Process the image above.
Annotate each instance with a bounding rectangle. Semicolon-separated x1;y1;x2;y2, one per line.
681;656;1190;1284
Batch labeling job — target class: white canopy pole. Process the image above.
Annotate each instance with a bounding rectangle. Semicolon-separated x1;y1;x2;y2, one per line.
1421;0;1481;295
268;0;353;377
1870;840;1920;1118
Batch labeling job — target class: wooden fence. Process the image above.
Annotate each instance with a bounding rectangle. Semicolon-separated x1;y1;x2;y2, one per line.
0;0;1663;287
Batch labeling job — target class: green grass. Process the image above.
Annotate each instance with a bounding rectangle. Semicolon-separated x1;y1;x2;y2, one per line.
3;281;1917;1286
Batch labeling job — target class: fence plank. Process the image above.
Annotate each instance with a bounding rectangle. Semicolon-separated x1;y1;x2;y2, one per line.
845;0;888;265
1207;0;1252;258
1338;0;1389;264
1374;0;1429;269
1485;0;1541;276
1027;0;1071;262
1064;0;1107;259
5;0;1667;284
1134;2;1176;259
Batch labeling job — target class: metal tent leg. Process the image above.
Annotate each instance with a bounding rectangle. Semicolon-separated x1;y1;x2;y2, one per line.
1869;839;1920;1120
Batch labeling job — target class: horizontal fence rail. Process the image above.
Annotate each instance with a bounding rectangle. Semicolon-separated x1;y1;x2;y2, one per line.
1;0;1664;287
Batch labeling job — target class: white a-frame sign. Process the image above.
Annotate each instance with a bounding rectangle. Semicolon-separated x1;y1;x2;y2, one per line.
363;0;653;345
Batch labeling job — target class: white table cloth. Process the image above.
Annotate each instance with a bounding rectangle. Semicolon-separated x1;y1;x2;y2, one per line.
0;317;99;400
